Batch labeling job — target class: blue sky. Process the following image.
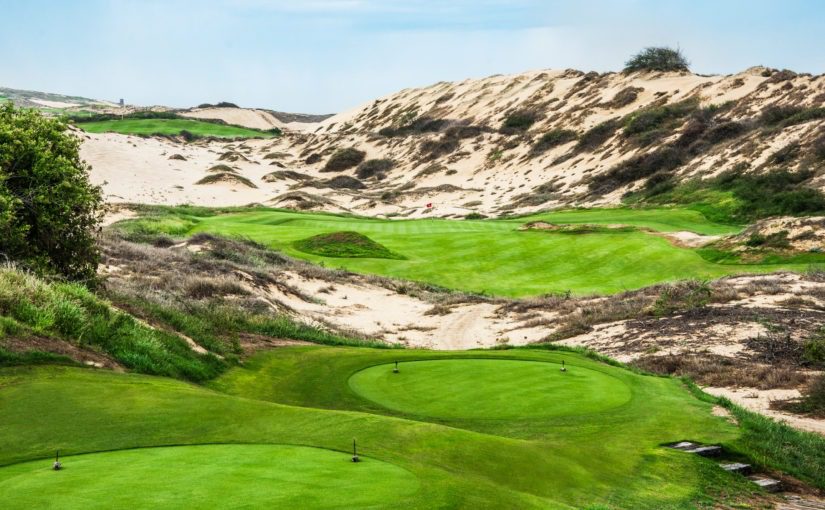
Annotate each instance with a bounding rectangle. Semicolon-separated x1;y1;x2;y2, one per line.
1;0;823;113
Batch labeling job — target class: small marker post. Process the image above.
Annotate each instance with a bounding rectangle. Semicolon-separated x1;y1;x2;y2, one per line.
393;361;399;374
560;360;567;372
352;439;360;463
53;450;62;471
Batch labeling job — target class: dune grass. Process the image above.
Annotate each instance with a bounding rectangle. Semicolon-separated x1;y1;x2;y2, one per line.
77;118;276;139
0;347;760;508
115;206;815;297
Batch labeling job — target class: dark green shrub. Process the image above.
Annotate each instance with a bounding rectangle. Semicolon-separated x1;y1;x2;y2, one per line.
322;148;366;172
800;374;825;415
761;106;825;128
356;159;395;179
378;116;448;137
803;336;825;367
771;143;800;165
623;99;698;146
305;153;321;165
589;146;683;194
531;129;577;154
574;119;621;152
445;124;487;139
464;212;487;220
500;110;538;134
322;175;365;190
814;134;825;161
0;103;103;281
702;121;747;144
607;87;643;108
420;136;460;159
179;130;197;142
624;47;690;73
745;231;790;249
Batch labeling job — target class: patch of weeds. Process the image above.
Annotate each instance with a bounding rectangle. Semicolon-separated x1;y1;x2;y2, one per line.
653;280;711;316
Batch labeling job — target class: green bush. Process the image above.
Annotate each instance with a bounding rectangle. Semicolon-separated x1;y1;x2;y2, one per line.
322;148;366;172
589;146;683;194
760;106;825;129
574;119;621;152
800;375;825;415
803;336;825;367
0;103;103;281
356;159;395;179
745;231;790;249
531;129;577;154
623;99;698;146
500;110;538;134
624;47;690;73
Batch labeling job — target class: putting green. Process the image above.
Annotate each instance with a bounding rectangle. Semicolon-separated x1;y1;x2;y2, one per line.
348;359;632;420
0;444;419;509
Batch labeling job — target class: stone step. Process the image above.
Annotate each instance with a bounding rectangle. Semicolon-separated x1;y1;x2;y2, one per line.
687;445;723;457
664;441;723;457
749;475;782;492
720;462;752;475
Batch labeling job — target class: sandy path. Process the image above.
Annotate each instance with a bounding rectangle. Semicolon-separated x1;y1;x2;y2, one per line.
704;387;825;436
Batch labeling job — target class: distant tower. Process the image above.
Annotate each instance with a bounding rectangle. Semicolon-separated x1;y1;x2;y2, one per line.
119;98;124;107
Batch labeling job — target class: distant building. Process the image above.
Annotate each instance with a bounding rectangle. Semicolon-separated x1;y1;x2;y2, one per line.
119;98;124;107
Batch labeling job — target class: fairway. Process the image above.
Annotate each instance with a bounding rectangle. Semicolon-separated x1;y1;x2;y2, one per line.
348;359;631;420
0;444;418;509
76;118;276;138
121;207;814;296
0;348;772;507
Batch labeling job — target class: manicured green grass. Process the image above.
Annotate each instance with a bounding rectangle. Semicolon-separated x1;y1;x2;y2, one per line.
0;348;756;508
0;445;418;509
348;359;631;420
117;206;812;296
77;119;276;139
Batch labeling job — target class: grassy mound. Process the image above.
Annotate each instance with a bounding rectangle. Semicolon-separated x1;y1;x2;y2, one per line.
0;266;223;381
77;119;276;139
294;231;404;259
348;359;631;420
0;444;418;509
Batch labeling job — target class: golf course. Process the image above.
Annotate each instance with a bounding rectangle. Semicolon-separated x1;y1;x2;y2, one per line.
119;206;817;296
0;347;786;509
76;118;277;139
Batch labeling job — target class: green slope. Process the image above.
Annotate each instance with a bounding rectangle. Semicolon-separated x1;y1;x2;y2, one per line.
0;348;756;508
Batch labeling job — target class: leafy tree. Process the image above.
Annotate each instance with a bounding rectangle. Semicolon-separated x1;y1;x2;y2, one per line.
624;47;690;73
0;103;103;282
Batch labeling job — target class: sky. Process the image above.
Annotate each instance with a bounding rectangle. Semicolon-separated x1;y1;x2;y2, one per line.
1;0;823;114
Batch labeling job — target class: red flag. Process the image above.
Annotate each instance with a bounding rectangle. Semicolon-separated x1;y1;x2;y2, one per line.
426;203;433;208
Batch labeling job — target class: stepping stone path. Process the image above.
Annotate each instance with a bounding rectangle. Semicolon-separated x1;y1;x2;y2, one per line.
664;441;784;494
